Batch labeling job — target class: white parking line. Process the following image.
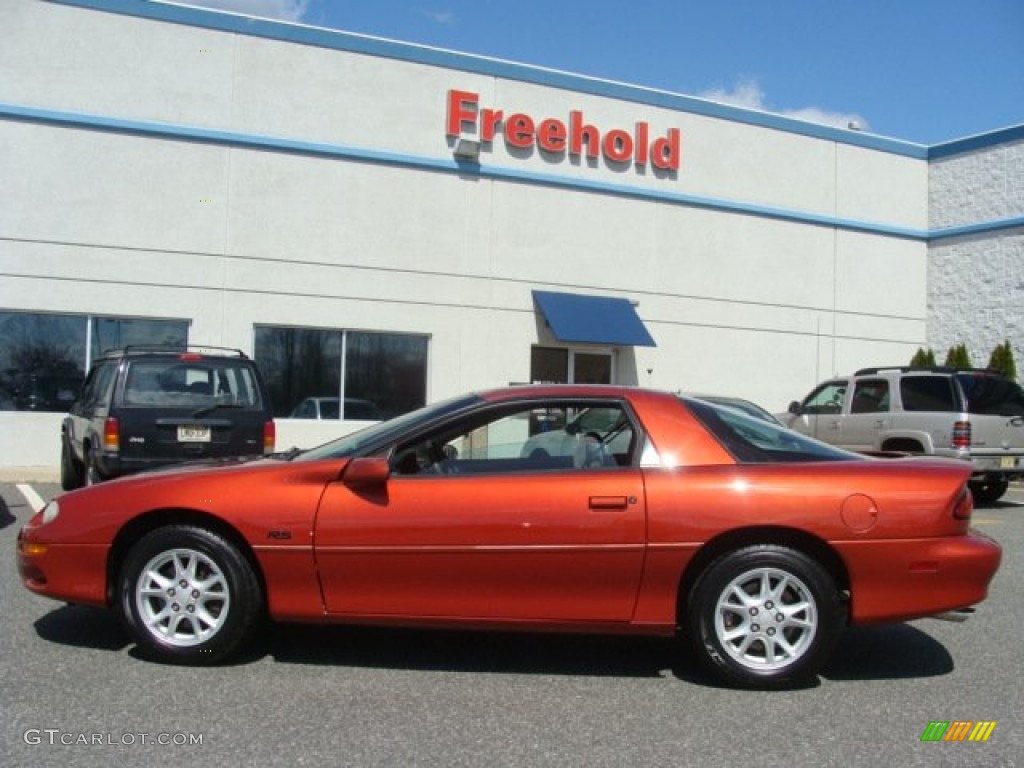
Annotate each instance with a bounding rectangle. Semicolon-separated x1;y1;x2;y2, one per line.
16;483;46;514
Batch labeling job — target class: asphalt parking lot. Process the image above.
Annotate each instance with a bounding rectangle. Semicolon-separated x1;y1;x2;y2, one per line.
2;481;1022;768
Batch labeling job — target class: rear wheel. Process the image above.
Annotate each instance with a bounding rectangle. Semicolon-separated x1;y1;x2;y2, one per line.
60;439;84;491
969;477;1009;505
687;545;843;689
119;526;263;664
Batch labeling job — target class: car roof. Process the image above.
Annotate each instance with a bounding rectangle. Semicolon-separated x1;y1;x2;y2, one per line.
853;366;1004;377
476;384;670;403
98;345;249;360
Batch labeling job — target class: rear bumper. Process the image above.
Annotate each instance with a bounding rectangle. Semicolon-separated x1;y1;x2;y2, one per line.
968;454;1024;476
835;532;1002;624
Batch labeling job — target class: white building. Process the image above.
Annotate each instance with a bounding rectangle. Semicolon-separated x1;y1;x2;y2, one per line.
2;0;1022;473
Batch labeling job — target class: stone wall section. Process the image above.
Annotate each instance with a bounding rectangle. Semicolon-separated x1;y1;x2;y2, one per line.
928;139;1024;364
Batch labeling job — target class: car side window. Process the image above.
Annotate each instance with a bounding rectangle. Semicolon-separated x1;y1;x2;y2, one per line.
901;376;956;411
80;363;115;411
77;369;100;410
850;379;890;414
390;401;636;476
800;381;847;415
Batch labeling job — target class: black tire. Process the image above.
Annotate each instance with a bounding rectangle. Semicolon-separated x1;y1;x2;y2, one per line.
687;545;843;689
119;526;263;665
60;439;84;491
969;477;1009;505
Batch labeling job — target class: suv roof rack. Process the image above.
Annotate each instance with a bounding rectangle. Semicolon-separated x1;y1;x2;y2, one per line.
854;365;1000;376
100;345;249;359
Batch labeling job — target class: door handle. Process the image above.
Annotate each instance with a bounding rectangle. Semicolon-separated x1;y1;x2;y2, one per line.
589;496;629;510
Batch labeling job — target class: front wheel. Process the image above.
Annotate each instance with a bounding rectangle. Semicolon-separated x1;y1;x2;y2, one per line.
687;545;843;689
119;526;263;664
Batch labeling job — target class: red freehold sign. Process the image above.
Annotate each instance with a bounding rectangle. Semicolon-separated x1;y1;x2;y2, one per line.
446;89;681;171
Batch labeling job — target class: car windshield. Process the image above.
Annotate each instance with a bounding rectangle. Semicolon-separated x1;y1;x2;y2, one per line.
294;394;482;460
683;396;858;463
318;399;340;419
956;374;1024;416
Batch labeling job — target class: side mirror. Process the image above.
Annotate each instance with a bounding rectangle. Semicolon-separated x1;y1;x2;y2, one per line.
788;401;802;415
342;456;390;489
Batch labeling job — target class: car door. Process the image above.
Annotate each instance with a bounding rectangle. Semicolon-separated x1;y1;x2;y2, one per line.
313;399;647;622
836;378;891;451
784;379;848;442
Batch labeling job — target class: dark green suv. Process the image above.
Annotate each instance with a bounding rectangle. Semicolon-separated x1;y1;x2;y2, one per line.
61;347;275;489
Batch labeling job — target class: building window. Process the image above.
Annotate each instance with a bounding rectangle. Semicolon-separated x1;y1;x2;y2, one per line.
0;310;188;412
254;325;428;420
530;346;613;385
91;317;188;355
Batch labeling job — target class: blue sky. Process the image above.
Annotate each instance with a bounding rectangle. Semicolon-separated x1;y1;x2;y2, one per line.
175;0;1023;145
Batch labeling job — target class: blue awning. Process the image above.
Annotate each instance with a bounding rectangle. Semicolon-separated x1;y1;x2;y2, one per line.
532;290;656;347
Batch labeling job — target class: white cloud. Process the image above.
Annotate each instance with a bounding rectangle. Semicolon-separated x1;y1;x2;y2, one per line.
173;0;311;22
698;78;869;132
421;10;456;26
699;78;768;112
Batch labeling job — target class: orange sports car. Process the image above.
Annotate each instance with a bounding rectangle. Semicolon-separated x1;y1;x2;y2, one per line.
17;385;1001;688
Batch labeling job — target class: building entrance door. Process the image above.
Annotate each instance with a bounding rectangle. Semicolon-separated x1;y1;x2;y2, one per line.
530;346;613;385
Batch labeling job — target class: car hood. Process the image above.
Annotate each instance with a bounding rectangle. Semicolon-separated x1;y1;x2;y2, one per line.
43;455;352;544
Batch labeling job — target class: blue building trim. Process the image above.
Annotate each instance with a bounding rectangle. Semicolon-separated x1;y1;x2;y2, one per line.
929;216;1024;241
0;101;930;241
8;99;1024;240
47;0;929;159
6;101;1022;243
929;125;1024;160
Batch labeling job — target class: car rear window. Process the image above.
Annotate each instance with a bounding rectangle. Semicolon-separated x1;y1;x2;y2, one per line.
123;359;262;408
956;374;1024;416
900;376;957;411
683;397;857;464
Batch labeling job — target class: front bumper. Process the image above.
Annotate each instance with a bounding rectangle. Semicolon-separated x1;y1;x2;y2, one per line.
17;527;109;607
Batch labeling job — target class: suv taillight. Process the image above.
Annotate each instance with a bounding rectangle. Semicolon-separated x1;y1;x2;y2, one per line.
103;417;120;452
264;420;276;454
952;420;971;449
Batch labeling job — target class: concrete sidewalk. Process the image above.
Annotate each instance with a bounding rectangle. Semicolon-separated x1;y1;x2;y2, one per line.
0;467;60;483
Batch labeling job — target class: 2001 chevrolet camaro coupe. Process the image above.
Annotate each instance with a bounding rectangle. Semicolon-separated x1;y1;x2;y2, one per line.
18;386;1001;688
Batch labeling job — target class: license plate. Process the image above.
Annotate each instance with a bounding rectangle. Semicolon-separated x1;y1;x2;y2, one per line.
178;425;211;443
1000;456;1016;469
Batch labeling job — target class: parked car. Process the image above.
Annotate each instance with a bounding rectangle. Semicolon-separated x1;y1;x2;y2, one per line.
288;397;382;421
60;346;275;490
22;385;1000;689
779;366;1024;503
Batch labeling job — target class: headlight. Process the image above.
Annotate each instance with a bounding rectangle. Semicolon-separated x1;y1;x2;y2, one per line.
40;500;60;524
